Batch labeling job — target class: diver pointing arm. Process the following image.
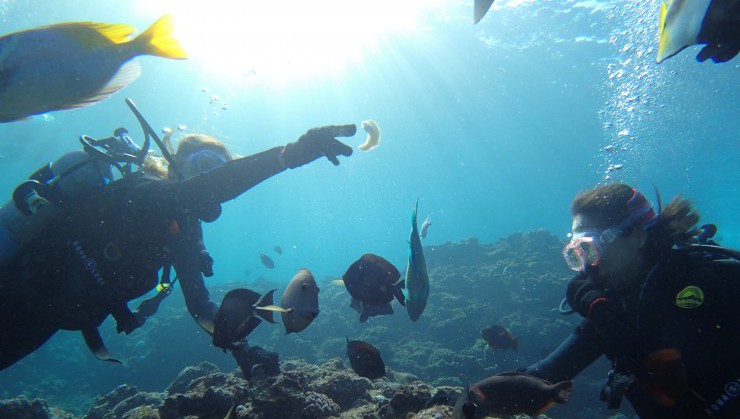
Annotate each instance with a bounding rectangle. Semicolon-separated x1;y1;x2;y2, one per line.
172;124;356;209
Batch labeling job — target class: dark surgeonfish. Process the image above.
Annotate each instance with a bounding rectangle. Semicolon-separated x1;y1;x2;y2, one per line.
657;0;740;63
273;245;283;255
342;253;405;308
259;252;275;269
481;325;519;351
280;268;320;333
346;338;386;379
403;199;429;322
453;372;573;418
0;15;187;123
211;288;287;352
474;0;496;24
349;297;394;323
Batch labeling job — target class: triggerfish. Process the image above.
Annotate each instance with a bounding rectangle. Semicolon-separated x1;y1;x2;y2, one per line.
403;199;429;322
211;289;287;352
280;268;320;333
453;372;573;418
0;14;188;122
657;0;740;63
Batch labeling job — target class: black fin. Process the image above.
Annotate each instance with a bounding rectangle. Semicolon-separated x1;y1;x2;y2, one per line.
81;327;122;364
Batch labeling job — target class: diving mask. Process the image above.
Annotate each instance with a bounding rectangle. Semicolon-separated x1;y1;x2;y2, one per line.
563;188;658;272
562;217;636;272
181;149;228;178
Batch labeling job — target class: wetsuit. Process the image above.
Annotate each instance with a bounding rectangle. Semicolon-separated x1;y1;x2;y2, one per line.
524;247;740;418
0;146;286;371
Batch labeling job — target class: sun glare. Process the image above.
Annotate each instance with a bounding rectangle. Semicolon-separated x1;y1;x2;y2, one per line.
136;0;446;83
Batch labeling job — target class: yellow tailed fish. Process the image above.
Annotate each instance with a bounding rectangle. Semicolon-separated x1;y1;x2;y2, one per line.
0;14;187;122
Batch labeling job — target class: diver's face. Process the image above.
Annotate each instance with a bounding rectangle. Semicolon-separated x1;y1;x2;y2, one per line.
177;148;229;179
570;214;647;291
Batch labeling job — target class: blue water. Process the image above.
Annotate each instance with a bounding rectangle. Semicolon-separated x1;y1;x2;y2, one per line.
0;0;738;416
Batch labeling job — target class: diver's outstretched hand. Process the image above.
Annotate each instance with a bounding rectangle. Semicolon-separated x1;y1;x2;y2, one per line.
280;124;357;169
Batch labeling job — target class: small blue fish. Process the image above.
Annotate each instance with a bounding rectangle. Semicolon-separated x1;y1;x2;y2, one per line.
402;199;429;322
0;15;187;122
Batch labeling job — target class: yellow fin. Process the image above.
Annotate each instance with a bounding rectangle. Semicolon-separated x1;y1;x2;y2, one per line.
657;1;671;63
88;22;137;44
331;279;345;286
132;14;188;59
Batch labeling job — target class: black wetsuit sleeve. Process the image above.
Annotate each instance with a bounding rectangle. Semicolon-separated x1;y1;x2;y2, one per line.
174;251;218;331
523;319;605;383
131;146;287;220
173;146;286;209
169;224;218;331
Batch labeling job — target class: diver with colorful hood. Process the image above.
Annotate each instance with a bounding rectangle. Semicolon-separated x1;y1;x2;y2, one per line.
457;184;740;418
0;99;358;378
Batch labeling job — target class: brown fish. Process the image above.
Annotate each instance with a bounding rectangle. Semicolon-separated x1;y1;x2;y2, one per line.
349;297;394;323
481;325;518;351
346;338;386;379
211;288;286;352
280;268;320;333
453;372;572;418
342;253;405;307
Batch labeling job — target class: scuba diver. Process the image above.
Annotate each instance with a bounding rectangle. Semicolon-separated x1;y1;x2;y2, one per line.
455;184;740;419
0;100;358;378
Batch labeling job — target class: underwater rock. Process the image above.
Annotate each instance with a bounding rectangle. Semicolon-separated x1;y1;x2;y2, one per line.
86;385;140;419
0;396;53;419
159;372;248;419
165;361;220;395
119;405;160;419
389;382;433;416
309;369;373;410
408;404;454;419
302;392;341;417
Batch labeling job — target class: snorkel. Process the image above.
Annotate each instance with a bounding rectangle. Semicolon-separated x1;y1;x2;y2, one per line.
79;98;183;180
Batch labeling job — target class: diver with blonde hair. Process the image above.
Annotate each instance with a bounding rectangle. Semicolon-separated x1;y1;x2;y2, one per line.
0;110;357;378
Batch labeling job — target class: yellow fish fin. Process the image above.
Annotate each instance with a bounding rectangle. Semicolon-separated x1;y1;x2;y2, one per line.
657;0;671;63
88;22;137;44
132;14;188;59
331;279;345;286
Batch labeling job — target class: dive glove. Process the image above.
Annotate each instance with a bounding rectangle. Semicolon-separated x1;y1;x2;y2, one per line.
566;276;608;320
280;124;356;169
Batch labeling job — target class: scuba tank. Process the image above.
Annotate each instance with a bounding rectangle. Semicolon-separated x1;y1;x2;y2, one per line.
0;151;114;265
0;97;181;268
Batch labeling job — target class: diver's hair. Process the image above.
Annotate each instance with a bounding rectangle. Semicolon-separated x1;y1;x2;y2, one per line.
571;183;700;257
571;183;635;227
648;195;701;253
142;153;168;179
174;134;233;164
